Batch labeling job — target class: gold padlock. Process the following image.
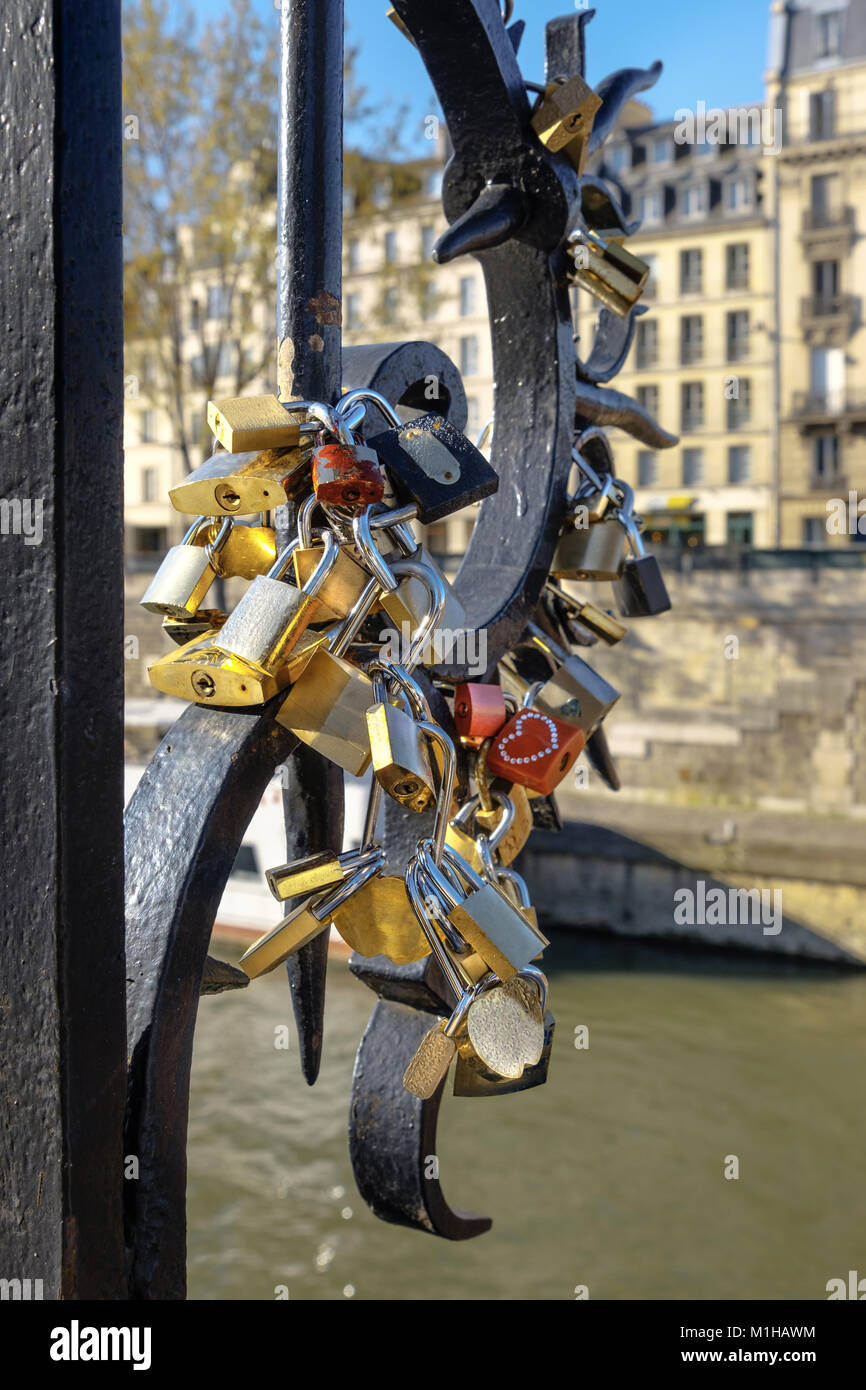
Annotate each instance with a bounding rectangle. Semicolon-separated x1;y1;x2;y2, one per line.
168;445;311;517
161;609;227;647
569;234;650;318
192;519;277;580
292;542;370;622
531;74;602;175
206;394;306;453
331;875;431;965
146;624;328;706
366;666;436;814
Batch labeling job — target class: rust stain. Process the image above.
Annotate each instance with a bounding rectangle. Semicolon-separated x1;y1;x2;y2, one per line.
308;333;324;352
277;337;296;400
307;290;341;326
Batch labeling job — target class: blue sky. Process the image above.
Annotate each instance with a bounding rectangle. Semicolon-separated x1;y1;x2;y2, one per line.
187;0;772;153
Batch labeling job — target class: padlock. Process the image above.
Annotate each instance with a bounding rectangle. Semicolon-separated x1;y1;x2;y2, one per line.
275;573;383;774
401;978;491;1100
206;394;310;453
475;787;533;866
213;531;339;677
446;789;518;874
366;666;437;813
571;451;617;523
453;968;555;1098
168;445;311;516
147;623;329;706
191;518;278;580
551;505;628;581
265;846;376;902
417;837;549;983
531;74;602;174
485;703;586;796
312;440;385;507
568;231;650;317
500;625;620;736
331;874;431;964
140;516;232;619
452;682;507;743
161;608;227;647
354;509;464;667
456;967;547;1081
612;510;672;617
545;582;627;646
291;494;377;622
239;852;384;979
366;411;499;523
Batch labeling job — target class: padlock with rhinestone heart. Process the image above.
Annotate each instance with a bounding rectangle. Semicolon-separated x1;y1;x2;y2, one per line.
485;705;585;795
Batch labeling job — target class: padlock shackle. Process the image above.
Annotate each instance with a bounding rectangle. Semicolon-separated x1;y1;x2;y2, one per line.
305;400;355;446
360;771;383;852
366;659;432;723
352;507;399;594
494;864;532;910
412;850;473;955
309;852;384;923
329;574;383;659
414;719;455;864
450;790;516;853
475;417;494;454
388;559;447;672
203;516;235;575
297;493;327;550
336;387;402;433
265;534;302;582
405;858;468;1004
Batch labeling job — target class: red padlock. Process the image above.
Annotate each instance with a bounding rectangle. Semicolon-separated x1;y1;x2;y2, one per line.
312;442;386;507
453;682;507;744
486;707;586;795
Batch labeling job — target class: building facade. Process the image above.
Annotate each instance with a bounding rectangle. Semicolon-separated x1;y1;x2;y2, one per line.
123;2;866;560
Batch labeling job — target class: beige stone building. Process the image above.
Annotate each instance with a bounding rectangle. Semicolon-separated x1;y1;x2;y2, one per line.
123;0;866;560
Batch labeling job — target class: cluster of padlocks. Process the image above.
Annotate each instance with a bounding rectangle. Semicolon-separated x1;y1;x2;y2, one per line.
140;383;669;1099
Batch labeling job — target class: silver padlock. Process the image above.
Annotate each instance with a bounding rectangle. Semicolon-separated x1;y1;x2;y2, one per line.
213;529;339;676
140;516;232;619
551;476;631;581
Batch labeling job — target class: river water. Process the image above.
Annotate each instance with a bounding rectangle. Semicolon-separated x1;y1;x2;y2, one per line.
187;932;866;1301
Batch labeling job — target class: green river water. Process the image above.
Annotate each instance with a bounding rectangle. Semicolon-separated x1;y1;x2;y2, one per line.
187;932;866;1301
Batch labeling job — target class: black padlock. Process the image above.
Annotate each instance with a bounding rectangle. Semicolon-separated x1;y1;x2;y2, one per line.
612;512;672;618
367;412;498;523
585;723;620;791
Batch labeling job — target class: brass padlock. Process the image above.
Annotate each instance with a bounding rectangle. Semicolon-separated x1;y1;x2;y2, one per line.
456;970;546;1081
139;516;232;619
239;854;384;979
168;445;311;516
568;232;649;317
276;573;383;774
192;519;278;580
331;874;431;965
454;969;554;1097
531;74;602;174
213;531;339;678
147;624;329;706
366;665;437;813
265;846;372;902
161;608;227;647
207;394;307;453
546;582;627;645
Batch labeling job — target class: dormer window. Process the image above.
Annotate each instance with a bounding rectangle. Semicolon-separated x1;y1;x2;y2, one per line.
727;177;752;212
607;144;630;173
638;190;662;225
651;136;673;164
681;184;706;218
817;10;843;59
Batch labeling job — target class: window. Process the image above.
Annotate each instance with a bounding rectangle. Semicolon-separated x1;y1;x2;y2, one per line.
216;342;235;378
421;224;435;260
347;238;360;272
681;382;704;432
140;410;155;444
682;448;704;485
459;276;477;317
635;319;658;369
636;385;659;417
817;11;843;59
681;184;706;218
802;516;827;545
726;311;750;362
812;432;840;482
642;253;659;297
465;396;481;435
206;285;228;321
638;191;662;225
728;445;752;483
231;844;259;877
190;298;201;332
726;243;750;290
141;466;158;503
426;169;443;198
727;177;751;211
809;90;835;141
383;286;399;325
811;173;840;219
384;230;397;264
680;248;703;293
813;259;839;306
373;178;390;208
811;345;846;410
459;335;478;377
420;281;438;322
638;450;659;486
680;315;703;365
607;145;630;172
345;291;362;331
651;137;673;164
727;378;751;428
726;512;753;545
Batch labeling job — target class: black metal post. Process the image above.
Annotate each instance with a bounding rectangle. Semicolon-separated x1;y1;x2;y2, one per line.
275;0;346;1082
0;0;127;1298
